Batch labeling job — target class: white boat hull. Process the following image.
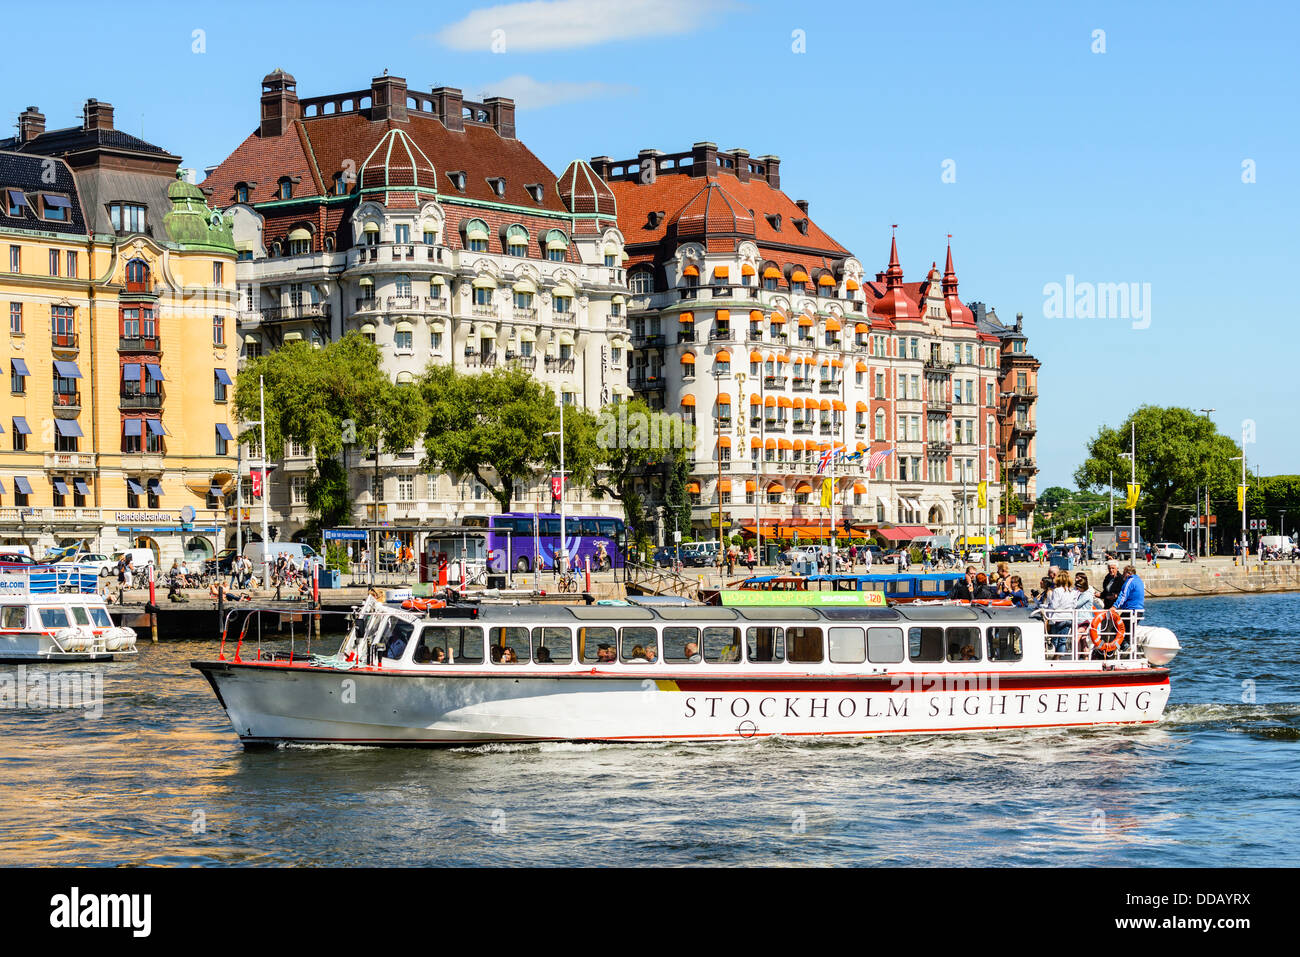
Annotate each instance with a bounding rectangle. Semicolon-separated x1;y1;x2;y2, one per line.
195;660;1171;747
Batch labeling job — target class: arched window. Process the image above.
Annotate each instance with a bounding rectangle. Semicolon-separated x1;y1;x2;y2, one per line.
875;409;887;441
542;229;568;262
504;225;529;258
461;218;489;252
628;268;655;295
125;259;149;292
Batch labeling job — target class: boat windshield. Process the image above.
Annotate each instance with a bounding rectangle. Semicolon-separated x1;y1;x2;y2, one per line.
89;607;112;628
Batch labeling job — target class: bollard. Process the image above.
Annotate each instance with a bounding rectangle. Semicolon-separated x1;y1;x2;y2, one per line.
148;564;158;644
313;564;321;643
584;556;592;593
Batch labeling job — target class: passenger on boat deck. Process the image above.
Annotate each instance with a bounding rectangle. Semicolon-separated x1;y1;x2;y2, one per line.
974;573;1000;600
1113;565;1145;616
1002;575;1030;607
535;646;552;663
596;643;616;663
949;566;978;600
501;647;519;664
683;641;701;663
961;645;978;661
1100;561;1123;608
1042;571;1077;653
490;645;504;663
1073;572;1102;610
628;644;649;662
996;562;1010;586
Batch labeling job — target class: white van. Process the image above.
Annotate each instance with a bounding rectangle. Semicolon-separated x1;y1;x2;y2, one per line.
242;542;321;571
110;547;156;571
1259;535;1296;556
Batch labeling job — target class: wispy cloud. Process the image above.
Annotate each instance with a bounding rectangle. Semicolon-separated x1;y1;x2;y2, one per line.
480;74;636;108
436;0;735;52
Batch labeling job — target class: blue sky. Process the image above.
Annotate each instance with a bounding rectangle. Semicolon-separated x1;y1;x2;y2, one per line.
6;0;1296;489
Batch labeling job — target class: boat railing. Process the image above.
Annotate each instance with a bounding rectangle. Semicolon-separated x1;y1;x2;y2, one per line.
1036;605;1145;663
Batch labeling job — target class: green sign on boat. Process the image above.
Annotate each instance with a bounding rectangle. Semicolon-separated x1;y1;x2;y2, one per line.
719;590;886;607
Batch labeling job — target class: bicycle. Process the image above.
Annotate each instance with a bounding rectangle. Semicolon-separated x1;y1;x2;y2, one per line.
557;569;578;593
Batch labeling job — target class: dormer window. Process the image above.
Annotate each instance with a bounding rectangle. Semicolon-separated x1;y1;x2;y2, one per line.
504;224;528;257
486;177;506;198
41;194;71;221
765;213;781;231
235;183;249;204
110;203;146;234
5;189;29;217
277;177;293;200
793;218;809;235
332;173;348;196
447;171;467;192
525;184;544;203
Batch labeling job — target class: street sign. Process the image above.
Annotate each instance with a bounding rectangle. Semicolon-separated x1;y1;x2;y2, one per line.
1183;522;1191;532
1190;518;1198;528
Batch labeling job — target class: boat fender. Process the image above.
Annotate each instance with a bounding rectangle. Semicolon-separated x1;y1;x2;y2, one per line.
1088;609;1125;654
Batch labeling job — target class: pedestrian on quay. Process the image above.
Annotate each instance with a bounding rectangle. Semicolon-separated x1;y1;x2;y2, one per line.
899;546;911;573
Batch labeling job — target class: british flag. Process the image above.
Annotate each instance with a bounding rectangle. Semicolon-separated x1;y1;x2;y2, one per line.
816;444;845;474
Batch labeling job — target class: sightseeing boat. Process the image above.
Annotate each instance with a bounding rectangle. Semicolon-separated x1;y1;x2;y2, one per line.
0;586;139;663
192;595;1179;747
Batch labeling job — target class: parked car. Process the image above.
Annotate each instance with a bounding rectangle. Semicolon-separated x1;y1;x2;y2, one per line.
858;544;886;564
1153;542;1187;560
0;552;40;570
650;546;677;567
990;545;1032;563
242;542;322;572
204;547;239;576
59;552;116;577
882;548;910;565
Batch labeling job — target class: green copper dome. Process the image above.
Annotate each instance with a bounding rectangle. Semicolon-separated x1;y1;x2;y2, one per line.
163;168;235;252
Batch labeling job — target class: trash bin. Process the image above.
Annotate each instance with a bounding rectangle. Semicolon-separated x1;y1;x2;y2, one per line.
319;568;341;589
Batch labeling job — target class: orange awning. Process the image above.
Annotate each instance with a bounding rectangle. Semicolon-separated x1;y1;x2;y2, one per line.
749;393;761;405
715;349;731;363
750;436;761;448
741;264;756;277
765;438;777;449
682;265;699;277
791;397;805;409
855;360;868;372
767;482;785;492
713;266;729;278
857;441;868;452
715;309;730;322
831;358;844;368
770;312;787;324
819;399;832;410
718;436;732;448
846;279;860;291
776;354;789;364
718;392;732;405
818;274;836;287
686;481;700;493
763;266;781;279
778;396;793;408
832;399;846;411
719;478;732;492
681;394;696;407
681;352;696;364
797;316;813;327
764;396;777;407
855;322;869;333
853;481;866;493
679;312;695;323
779;439;793;450
826;317;842;331
750;350;763;362
795;482;813;494
820;358;830;367
792;439;805;451
791;269;810;283
856;401;868;412
749;309;763;322
745;479;756;492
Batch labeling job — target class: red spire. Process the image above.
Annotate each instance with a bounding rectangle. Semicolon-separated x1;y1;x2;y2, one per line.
885;225;903;289
871;226;919;322
943;234;973;325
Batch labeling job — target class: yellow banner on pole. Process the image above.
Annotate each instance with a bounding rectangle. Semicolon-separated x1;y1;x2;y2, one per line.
1237;484;1247;511
820;478;833;508
977;481;987;508
1125;483;1141;510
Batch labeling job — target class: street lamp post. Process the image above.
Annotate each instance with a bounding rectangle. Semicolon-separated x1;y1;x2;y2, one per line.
1199;408;1215;556
544;406;567;575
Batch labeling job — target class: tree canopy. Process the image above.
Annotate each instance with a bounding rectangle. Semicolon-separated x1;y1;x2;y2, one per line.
1073;405;1241;539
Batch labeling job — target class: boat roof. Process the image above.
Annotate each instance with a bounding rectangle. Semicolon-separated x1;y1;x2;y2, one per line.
743;572;964;584
388;601;1036;625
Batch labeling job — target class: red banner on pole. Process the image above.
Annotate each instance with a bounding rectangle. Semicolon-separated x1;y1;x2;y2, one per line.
551;476;564;499
251;469;263;498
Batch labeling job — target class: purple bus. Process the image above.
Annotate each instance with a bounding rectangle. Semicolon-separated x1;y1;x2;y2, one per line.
486;513;626;573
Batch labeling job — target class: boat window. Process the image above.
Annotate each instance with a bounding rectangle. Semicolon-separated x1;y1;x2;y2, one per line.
987;626;1023;662
832;579;858;592
579;626;618;663
1;606;25;628
867;627;905;663
71;607;91;626
787;626;824;664
661;626;701;663
621;626;658;662
417;625;484;664
489;626;530;664
828;626;866;664
908;627;945;662
919;579;948;594
946;627;981;662
385;619;415;659
39;607;70;629
746;626;785;663
703;626;742;663
89;607;113;627
532;626;573;664
885;580;910;595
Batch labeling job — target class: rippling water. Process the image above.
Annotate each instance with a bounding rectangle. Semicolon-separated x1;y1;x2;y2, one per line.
2;593;1297;866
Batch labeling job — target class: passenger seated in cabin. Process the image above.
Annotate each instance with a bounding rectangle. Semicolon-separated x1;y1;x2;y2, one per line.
644;645;658;663
501;647;519;664
683;641;701;663
628;644;650;662
960;645;978;661
431;647;447;663
490;645;504;663
535;646;552;663
596;643;616;663
947;642;962;662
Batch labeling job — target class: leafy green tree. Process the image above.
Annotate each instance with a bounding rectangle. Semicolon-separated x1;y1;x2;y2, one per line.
1037;486;1072;512
418;365;563;512
1073;405;1241;539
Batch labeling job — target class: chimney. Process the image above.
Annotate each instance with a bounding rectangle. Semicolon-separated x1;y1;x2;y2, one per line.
757;154;781;189
589;155;613;180
431;87;464;132
370;73;409;122
484;96;515;139
730;148;751;183
259;69;300;138
795;199;809;214
17;106;44;143
690;141;717;178
82;99;114;131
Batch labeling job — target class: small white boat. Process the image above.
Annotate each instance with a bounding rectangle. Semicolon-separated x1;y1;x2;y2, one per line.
0;590;139;663
193;596;1177;748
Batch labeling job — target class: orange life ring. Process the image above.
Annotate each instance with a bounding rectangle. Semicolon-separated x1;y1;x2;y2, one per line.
401;598;446;611
1089;609;1125;653
971;598;1013;606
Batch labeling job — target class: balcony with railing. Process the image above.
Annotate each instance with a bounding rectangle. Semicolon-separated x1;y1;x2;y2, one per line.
262;302;332;323
632;334;665;349
51;333;78;352
507;354;537;370
1012;419;1037;436
553;308;576;324
791;379;813;393
928;399;951;413
471;304;498;318
120;392;162;410
709;328;733;342
763;375;787;388
923;358;954;373
1009;456;1036;471
53;391;80;411
819;380;840;393
545;356;576;374
43;451;96;471
346;242;446;268
388;296;449;314
677;330;697;344
118;336;160;352
629;375;664;392
512;307;538;322
793;422;814;434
